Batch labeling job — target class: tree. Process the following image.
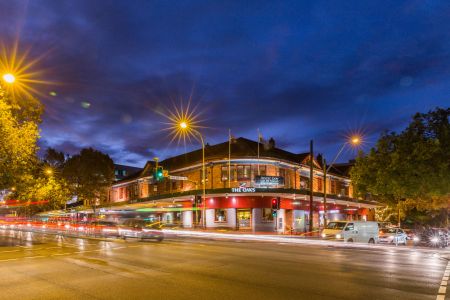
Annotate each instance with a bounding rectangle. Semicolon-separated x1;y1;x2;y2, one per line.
351;107;450;225
43;147;66;171
63;148;114;214
11;173;72;216
0;91;41;191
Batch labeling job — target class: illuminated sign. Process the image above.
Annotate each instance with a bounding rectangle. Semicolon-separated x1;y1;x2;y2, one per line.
255;176;284;186
231;182;256;193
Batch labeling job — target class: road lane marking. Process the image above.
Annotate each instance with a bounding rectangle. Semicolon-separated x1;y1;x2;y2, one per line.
24;255;45;259
437;260;450;300
0;258;18;262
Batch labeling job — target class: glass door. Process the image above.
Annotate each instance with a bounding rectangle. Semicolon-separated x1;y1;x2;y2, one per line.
237;209;252;229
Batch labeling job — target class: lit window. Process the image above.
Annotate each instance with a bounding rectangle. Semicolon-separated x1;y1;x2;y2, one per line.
214;209;227;222
237;165;251;180
262;208;274;222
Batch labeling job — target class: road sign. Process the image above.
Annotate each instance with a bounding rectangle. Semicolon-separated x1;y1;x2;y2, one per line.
168;175;188;181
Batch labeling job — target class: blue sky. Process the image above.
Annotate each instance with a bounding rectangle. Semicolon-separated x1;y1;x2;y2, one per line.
1;1;449;166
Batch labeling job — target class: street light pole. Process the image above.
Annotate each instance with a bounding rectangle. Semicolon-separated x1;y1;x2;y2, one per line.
193;130;206;229
309;140;314;233
322;136;362;228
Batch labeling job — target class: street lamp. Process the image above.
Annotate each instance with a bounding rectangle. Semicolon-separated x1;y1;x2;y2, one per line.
178;120;206;228
322;135;362;227
2;73;15;84
45;168;53;176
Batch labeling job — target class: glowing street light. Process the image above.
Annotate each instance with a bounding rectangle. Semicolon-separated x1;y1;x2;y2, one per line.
2;73;15;84
322;134;364;227
178;120;206;228
350;136;361;146
45;168;53;176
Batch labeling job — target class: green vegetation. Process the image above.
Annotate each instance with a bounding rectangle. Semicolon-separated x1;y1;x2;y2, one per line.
351;107;450;226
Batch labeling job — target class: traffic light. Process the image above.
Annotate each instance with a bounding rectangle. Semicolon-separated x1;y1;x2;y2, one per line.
271;198;277;210
271;197;281;210
154;167;164;182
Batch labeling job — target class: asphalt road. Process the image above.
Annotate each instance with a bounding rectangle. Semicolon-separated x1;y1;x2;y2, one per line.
0;230;448;300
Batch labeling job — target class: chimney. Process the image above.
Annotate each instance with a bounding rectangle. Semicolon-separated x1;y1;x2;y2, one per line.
268;137;275;149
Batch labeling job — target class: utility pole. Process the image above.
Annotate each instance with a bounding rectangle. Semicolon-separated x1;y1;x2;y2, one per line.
322;157;327;228
309;140;314;233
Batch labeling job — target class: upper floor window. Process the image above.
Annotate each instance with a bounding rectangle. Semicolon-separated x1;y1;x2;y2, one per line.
330;180;337;194
252;165;266;176
221;166;235;181
300;176;310;189
237;165;251;180
317;178;323;191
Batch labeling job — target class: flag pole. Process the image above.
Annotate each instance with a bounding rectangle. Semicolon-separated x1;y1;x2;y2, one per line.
257;128;260;175
228;129;231;188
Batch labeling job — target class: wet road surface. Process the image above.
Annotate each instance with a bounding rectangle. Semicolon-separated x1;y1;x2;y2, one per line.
0;230;448;300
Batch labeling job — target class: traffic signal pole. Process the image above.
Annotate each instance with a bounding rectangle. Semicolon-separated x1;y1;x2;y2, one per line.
309;140;314;233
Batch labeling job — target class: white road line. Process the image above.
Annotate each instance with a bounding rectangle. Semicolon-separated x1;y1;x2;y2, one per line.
0;258;18;262
437;260;450;300
24;255;45;259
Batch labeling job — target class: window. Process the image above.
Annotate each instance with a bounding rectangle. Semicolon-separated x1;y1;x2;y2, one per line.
172;181;177;190
300;176;310;189
330;180;337;194
262;208;274;222
119;188;123;199
221;166;233;181
317;178;323;191
114;170;119;175
345;223;354;231
214;209;227;222
237;165;251;180
253;165;266;176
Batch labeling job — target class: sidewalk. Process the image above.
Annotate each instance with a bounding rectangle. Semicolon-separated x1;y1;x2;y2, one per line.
163;226;322;238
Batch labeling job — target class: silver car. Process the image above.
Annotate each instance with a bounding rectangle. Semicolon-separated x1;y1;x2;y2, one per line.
118;219;164;241
378;227;407;245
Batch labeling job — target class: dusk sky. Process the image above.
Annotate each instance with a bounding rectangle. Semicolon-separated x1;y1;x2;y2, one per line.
2;1;449;166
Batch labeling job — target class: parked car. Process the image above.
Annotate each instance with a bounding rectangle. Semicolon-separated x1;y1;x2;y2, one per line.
378;227;407;245
322;221;379;243
118;219;164;241
414;228;448;248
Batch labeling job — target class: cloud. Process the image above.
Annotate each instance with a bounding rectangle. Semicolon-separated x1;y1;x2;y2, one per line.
3;1;450;166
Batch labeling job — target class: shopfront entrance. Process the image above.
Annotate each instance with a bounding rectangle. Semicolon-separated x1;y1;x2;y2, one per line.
237;209;252;230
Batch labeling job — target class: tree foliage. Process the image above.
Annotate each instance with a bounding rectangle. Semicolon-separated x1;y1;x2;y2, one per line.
0;92;40;191
351;107;450;220
63;148;114;212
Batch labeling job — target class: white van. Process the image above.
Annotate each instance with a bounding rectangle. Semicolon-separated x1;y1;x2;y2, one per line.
321;221;379;243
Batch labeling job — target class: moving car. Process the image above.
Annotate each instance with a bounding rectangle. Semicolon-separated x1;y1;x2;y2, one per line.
414;228;448;248
118;219;164;241
378;227;407;245
321;221;347;239
89;220;119;237
322;221;379;243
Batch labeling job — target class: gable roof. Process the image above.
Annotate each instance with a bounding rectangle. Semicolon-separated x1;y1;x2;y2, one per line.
159;137;317;170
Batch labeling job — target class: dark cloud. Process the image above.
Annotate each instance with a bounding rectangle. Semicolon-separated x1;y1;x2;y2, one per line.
3;0;450;165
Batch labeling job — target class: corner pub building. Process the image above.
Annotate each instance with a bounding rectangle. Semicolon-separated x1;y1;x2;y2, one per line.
108;137;377;233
